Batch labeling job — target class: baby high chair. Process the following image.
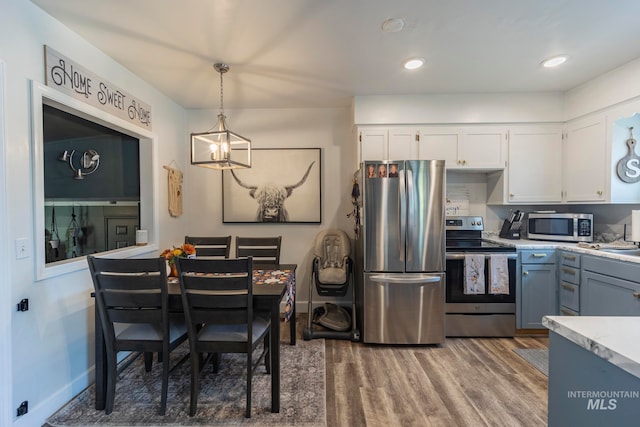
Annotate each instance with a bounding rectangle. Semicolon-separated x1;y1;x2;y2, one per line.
303;229;360;341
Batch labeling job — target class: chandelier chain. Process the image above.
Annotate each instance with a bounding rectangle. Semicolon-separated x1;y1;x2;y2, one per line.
219;67;224;114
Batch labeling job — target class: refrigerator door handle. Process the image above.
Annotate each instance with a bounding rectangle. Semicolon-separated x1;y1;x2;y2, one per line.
369;274;442;284
405;168;414;262
398;169;406;262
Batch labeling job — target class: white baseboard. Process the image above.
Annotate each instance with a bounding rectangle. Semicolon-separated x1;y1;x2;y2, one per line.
13;367;94;427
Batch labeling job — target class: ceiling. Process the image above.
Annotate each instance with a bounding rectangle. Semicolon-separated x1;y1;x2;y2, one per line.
31;0;640;110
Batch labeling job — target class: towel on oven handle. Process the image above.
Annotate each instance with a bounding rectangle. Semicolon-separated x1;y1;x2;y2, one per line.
464;254;485;294
489;254;509;295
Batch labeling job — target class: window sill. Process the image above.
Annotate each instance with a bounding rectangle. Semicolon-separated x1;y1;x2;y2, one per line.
36;243;159;281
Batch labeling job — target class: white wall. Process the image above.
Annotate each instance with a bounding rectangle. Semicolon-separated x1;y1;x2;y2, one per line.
1;1;187;425
354;92;565;125
565;57;640;121
185;107;355;307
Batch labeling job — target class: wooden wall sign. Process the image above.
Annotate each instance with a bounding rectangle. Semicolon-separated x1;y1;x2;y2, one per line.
616;127;640;183
44;46;152;130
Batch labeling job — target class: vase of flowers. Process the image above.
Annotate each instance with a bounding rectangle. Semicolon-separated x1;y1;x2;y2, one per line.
161;243;196;277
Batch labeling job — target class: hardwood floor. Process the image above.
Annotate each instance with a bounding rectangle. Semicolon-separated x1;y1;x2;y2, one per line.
292;316;548;427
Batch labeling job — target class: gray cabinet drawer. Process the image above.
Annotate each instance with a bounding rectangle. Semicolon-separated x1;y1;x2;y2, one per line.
560;281;580;312
582;255;640;283
559;265;580;285
520;250;556;264
559;251;580;268
559;306;579;316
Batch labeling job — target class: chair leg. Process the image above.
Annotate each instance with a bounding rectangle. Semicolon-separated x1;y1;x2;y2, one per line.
144;352;153;372
189;352;200;417
105;356;117;415
246;352;252;418
159;350;169;415
211;352;220;373
263;335;270;374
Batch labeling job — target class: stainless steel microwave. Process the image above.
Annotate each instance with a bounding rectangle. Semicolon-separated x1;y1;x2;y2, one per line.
527;213;594;242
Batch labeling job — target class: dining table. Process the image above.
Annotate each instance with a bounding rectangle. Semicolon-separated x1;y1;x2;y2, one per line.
93;263;297;414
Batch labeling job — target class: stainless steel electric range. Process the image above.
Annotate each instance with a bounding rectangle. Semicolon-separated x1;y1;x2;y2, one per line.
445;216;517;337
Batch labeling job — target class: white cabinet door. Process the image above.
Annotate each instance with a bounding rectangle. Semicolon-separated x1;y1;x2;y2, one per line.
564;116;607;202
460;127;506;169
508;127;563;203
388;128;418;160
417;127;460;166
359;128;388;161
358;127;418;161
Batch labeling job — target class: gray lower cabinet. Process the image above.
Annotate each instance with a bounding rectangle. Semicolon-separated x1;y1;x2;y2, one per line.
581;255;640;316
548;331;640;426
519;249;558;328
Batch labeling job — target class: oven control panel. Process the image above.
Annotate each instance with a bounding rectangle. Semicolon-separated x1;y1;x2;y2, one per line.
445;216;484;231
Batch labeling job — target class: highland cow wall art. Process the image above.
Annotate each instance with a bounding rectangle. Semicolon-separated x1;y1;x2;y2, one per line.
222;148;321;223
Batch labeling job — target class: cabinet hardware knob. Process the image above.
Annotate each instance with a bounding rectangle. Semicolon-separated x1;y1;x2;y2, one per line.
562;268;576;275
563;255;576;261
523;271;529;276
561;284;574;291
597;190;603;196
633;292;640;299
509;193;514;197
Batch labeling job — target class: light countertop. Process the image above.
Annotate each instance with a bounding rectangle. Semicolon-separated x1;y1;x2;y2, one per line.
543;316;640;379
483;235;640;264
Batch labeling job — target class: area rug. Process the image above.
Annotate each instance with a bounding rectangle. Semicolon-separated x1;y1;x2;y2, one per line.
45;339;326;426
513;348;549;376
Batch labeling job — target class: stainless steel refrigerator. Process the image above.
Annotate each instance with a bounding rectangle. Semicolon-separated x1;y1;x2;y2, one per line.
356;159;445;344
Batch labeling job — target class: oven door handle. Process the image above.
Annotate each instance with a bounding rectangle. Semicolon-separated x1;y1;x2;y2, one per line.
446;253;517;260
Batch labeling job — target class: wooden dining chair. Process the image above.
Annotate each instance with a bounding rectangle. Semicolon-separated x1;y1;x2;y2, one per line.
235;236;282;264
184;235;232;259
87;256;188;415
176;256;271;418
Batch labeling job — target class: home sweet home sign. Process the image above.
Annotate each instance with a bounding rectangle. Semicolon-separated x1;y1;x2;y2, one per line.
44;46;152;131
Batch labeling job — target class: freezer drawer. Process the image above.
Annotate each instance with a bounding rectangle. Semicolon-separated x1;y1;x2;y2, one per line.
363;273;445;344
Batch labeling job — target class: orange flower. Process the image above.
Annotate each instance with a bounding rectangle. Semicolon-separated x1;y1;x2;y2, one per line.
161;244;196;264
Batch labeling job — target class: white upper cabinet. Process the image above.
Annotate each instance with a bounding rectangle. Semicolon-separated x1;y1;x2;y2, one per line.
507;126;563;203
417;127;459;165
417;126;506;169
564;116;607;202
460;127;507;169
388;127;418;160
359;128;388;161
359;127;418;161
359;125;506;170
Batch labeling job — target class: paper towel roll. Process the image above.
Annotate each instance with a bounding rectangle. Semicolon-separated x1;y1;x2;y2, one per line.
632;211;640;242
135;229;148;246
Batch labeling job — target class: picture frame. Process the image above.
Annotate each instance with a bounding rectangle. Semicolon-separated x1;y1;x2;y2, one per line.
222;148;321;223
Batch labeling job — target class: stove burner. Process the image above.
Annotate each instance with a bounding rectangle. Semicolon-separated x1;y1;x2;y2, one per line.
445;215;515;253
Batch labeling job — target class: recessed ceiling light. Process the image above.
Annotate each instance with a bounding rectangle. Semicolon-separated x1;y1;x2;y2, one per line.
382;18;405;33
404;58;425;70
541;55;568;68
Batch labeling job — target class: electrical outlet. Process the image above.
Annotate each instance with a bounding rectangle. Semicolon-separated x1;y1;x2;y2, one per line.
15;238;29;259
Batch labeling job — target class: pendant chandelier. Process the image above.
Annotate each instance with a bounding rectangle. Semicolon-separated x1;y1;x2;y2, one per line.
190;63;251;170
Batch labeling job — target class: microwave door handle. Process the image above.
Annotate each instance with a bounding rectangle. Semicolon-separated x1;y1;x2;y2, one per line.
399;169;406;262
